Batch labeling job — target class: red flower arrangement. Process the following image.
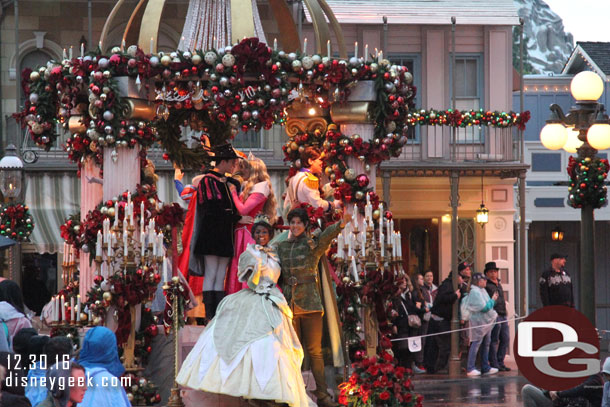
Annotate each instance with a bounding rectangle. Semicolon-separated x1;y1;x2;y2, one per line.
60;214;80;246
338;351;422;407
0;203;35;242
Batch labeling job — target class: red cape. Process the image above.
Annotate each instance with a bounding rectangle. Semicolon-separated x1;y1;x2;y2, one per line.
178;191;204;295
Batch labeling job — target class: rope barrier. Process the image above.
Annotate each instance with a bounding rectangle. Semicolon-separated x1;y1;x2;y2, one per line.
390;315;528;342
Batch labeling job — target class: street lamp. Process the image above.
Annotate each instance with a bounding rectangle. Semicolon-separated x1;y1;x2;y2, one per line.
539;71;610;325
0;144;24;201
0;144;24;284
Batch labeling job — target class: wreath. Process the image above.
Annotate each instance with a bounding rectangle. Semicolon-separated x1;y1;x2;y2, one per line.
0;203;34;242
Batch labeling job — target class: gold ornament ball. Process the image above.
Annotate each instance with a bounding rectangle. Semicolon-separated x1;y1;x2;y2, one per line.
102;292;112;301
373;209;381;220
148;198;157;206
290;142;298;151
342;276;351;284
336;178;345;186
30;71;41;81
344;169;356;181
107;207;115;217
160;55;172;66
80;312;88;321
172;276;180;284
324;166;333;176
355;191;365;200
191;54;202;65
298;146;305;153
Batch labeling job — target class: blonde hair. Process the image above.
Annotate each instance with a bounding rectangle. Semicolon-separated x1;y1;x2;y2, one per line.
241;159;277;223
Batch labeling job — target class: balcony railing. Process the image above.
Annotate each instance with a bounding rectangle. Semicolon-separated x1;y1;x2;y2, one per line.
16;119;521;170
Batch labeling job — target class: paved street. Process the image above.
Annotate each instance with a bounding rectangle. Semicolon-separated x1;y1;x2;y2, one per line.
412;371;528;406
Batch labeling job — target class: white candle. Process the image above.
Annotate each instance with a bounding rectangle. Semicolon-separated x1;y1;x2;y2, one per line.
80;43;84;58
69;46;73;60
364;44;368;62
77;294;81;320
140;201;145;232
54;296;59;322
108;234;113;257
150;37;154;54
60;296;65;321
163;256;169;282
375;48;378;58
380;234;385;258
88;308;92;322
354;41;358;58
361;232;366;257
123;232;128;257
273;38;278;51
98;41;102;51
123;218;127;235
70;297;75;322
127;192;131;206
114;202;119;228
379;50;383;61
397;232;402;257
303;38;307;55
63;48;67;60
337;234;344;260
327;40;331;58
351;256;360;282
96;231;102;256
153;237;157;256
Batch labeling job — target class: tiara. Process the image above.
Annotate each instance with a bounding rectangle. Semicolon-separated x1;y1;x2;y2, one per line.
253;214;273;227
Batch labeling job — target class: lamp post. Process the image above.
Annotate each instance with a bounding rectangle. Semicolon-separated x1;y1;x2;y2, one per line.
0;144;24;283
539;71;610;325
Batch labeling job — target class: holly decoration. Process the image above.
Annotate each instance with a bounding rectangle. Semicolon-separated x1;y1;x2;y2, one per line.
0;203;34;242
123;373;162;406
162;276;191;334
567;156;609;209
49;325;80;350
60;213;81;246
338;351;422;407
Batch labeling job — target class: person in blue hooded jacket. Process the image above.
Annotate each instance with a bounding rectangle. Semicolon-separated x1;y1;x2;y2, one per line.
461;273;498;377
76;326;130;407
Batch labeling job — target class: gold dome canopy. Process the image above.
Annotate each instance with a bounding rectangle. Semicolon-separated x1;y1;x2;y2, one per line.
100;0;347;58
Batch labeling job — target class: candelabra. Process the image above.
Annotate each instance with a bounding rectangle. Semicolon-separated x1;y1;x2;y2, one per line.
93;197;167;370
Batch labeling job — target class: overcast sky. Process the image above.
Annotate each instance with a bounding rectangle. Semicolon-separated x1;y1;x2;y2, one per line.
543;0;610;42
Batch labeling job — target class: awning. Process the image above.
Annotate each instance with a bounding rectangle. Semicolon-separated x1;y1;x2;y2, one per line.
24;173;80;254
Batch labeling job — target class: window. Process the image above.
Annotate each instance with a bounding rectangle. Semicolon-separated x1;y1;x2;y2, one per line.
232;129;264;150
452;56;482;142
531;153;562;172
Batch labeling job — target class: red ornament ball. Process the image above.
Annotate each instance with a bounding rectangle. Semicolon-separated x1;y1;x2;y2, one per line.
356;174;369;188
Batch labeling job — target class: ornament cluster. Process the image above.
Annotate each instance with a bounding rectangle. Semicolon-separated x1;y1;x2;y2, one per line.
567;156;609;209
16;38;418;171
0;203;34;242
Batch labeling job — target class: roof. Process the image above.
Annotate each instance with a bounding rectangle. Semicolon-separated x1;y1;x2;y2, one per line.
304;0;520;25
562;42;610;81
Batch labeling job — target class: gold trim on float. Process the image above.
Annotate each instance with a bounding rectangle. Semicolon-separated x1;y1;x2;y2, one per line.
318;0;347;58
230;0;256;43
302;0;332;56
137;0;167;53
99;0;126;51
268;0;301;52
123;0;147;47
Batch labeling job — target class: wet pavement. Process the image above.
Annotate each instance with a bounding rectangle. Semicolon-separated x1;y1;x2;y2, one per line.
412;370;528;406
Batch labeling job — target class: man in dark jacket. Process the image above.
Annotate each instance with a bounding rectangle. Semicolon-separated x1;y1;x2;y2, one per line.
539;253;574;308
424;271;463;373
484;261;511;372
192;143;242;320
522;372;604;407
